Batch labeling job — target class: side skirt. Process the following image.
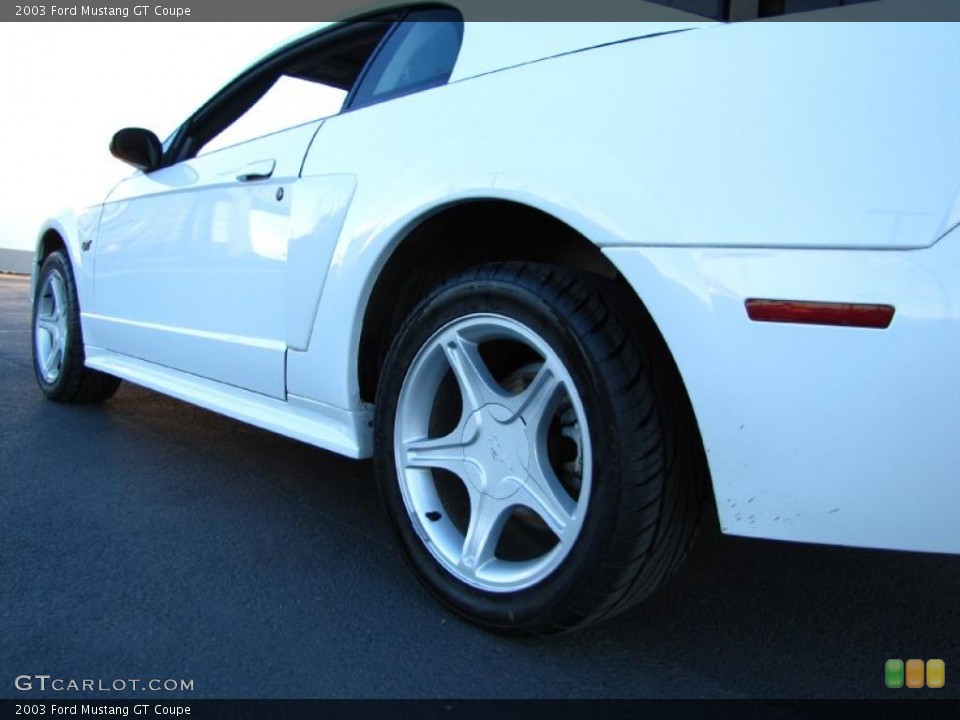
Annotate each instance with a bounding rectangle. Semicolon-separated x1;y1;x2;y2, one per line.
85;346;373;459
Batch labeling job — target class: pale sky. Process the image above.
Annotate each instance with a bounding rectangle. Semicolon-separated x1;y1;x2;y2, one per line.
0;22;317;252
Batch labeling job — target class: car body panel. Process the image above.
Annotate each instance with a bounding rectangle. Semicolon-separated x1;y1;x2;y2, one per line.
285;174;358;351
449;20;714;83
31;13;960;555
289;20;960;405
88;121;323;399
290;19;960;553
606;229;960;554
32;210;98;309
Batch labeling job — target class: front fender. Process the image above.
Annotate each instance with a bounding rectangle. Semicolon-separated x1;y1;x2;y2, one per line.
33;206;102;312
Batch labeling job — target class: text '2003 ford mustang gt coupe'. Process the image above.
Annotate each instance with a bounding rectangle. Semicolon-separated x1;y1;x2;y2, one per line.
30;4;960;633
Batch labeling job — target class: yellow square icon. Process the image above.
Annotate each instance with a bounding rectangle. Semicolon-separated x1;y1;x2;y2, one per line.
926;659;945;689
906;659;925;688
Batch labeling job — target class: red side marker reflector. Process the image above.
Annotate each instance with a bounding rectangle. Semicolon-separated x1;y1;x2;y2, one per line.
745;299;895;329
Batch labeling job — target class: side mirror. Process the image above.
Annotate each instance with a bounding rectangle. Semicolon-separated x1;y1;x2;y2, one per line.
109;128;162;172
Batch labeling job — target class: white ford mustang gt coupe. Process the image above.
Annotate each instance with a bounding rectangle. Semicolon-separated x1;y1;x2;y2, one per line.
30;4;960;633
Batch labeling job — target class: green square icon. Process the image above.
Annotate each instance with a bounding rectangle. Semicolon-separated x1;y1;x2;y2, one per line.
886;659;904;688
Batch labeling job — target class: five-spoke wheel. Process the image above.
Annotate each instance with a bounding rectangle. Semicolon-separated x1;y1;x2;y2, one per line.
374;263;704;634
395;314;591;593
34;268;69;385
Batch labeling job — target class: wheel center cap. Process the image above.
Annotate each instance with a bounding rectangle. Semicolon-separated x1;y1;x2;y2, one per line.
461;403;529;499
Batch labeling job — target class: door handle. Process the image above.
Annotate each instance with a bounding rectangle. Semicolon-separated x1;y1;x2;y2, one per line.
236;159;276;182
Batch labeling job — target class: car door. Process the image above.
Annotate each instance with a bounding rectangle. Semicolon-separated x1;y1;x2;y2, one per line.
90;124;318;399
86;20;396;399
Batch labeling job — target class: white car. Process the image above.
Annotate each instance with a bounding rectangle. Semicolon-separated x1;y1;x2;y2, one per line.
30;5;960;633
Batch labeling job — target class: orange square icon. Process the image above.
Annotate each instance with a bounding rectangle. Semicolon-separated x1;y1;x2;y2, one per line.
926;659;945;689
905;659;925;688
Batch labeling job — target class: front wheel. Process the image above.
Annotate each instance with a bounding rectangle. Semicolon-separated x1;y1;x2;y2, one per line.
32;250;121;403
374;263;705;634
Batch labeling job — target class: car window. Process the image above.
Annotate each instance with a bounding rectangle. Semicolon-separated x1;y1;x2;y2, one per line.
349;9;464;110
179;19;394;161
199;75;347;156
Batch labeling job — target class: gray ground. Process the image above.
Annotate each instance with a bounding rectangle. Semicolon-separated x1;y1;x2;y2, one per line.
0;274;956;699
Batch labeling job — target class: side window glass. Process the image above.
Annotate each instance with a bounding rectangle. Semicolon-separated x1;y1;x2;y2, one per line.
350;9;464;110
183;20;394;160
199;75;347;156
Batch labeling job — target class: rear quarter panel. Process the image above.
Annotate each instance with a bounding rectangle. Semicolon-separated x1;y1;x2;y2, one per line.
291;21;960;552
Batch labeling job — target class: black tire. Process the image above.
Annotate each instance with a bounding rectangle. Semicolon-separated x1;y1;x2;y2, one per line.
374;262;706;634
32;250;121;403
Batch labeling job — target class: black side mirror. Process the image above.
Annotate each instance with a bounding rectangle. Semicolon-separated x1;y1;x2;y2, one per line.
110;128;162;172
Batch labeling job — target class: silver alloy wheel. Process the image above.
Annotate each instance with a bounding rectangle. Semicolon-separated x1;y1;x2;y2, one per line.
34;270;69;384
394;313;592;593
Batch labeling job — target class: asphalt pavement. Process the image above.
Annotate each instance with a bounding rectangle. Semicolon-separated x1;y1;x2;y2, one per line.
1;274;957;699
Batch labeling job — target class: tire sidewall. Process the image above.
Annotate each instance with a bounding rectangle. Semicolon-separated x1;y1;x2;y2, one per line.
375;274;632;631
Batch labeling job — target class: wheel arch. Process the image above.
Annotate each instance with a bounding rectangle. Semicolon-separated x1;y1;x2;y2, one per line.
37;227;67;261
31;222;71;302
31;215;90;312
358;199;604;401
34;217;82;266
355;199;704;461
